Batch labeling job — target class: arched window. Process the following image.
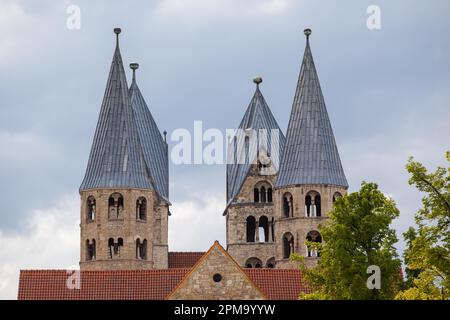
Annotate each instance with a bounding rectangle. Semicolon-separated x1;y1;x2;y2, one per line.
87;196;96;221
283;193;292;218
260;186;266;203
246;216;256;242
136;197;147;220
108;237;124;259
306;230;322;257
254;188;260;203
258;216;269;242
316;195;321;217
86;239;96;261
245;257;263;268
305;195;312;217
266;257;275;268
333;192;342;203
282;232;294;259
305;191;321;217
271;217;275;242
108;193;124;220
267;188;273;202
136;239;147;260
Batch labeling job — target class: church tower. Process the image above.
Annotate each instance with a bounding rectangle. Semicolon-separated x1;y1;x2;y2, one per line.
79;28;169;270
274;29;348;268
225;77;285;268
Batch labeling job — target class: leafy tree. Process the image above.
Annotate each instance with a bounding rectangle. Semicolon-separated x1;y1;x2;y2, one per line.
396;151;450;300
293;182;402;300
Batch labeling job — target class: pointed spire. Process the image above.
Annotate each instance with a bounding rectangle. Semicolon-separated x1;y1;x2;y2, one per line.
226;77;286;203
276;29;348;188
80;28;153;191
128;63;169;200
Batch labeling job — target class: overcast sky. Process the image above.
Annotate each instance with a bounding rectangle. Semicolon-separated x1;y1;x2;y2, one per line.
0;0;449;299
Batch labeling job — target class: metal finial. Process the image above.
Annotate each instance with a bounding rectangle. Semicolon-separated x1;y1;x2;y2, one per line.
163;130;167;142
130;63;139;82
253;76;263;87
114;28;121;46
304;28;312;40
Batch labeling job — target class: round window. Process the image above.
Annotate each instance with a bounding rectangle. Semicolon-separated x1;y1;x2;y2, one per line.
213;273;222;282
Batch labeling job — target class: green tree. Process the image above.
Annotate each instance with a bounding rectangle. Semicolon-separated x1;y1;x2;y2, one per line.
293;182;402;300
396;151;450;300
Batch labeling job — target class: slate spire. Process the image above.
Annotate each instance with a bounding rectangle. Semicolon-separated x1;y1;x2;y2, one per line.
226;77;286;203
276;29;348;188
80;28;153;191
129;63;169;200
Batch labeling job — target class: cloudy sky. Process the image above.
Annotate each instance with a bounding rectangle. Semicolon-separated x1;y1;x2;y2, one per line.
0;0;449;299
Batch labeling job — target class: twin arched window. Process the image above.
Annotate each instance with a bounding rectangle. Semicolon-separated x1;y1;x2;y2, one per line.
283;193;293;218
306;230;322;257
254;183;273;203
333;192;342;203
136;239;147;260
246;215;271;242
108;193;124;220
86;196;96;221
86;239;96;261
108;237;123;258
282;232;294;259
245;257;262;268
136;197;147;220
305;191;321;217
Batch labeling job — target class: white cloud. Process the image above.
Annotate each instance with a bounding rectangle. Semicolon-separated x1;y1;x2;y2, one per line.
0;195;79;300
169;195;225;251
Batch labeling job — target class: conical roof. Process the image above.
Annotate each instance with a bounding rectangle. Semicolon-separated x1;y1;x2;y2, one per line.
226;78;285;203
276;29;348;188
129;64;169;200
80;29;153;191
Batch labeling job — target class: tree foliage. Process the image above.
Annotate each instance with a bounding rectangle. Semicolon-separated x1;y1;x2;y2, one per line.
396;151;450;300
294;182;402;300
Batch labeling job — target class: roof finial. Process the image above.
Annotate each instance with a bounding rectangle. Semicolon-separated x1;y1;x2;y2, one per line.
253;76;263;88
163;130;167;143
304;28;312;41
114;27;121;47
130;63;139;82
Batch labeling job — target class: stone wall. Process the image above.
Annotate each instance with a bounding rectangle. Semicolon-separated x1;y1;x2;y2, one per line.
79;188;169;270
273;184;347;268
226;165;277;268
168;243;266;300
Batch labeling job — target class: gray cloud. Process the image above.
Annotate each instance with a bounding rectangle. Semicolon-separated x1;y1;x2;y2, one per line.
0;0;449;263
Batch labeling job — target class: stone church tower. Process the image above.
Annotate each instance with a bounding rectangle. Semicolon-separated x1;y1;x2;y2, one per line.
79;28;169;270
225;29;348;269
225;77;286;268
274;29;348;268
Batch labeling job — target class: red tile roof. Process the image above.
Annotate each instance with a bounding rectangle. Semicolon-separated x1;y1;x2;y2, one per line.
18;268;311;300
246;269;312;300
168;252;205;268
18;269;189;300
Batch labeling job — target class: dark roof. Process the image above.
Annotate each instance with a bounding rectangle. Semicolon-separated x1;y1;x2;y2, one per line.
226;82;285;203
168;252;205;268
129;69;169;200
80;31;168;198
276;32;348;188
18;269;311;300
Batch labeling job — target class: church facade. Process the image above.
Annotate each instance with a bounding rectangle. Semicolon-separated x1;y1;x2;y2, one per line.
18;27;348;300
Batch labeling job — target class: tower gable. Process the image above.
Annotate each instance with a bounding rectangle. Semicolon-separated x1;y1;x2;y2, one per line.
167;242;266;300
